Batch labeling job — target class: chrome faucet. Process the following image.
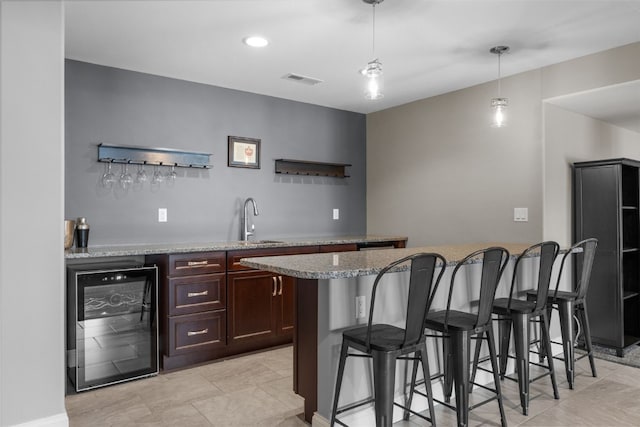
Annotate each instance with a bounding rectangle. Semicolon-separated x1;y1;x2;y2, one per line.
241;197;259;241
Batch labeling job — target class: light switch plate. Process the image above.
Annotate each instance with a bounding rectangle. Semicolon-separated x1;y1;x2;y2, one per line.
514;207;528;222
158;208;168;222
333;208;339;220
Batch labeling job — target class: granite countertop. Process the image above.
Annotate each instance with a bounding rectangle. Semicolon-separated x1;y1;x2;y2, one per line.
64;235;407;259
240;242;535;279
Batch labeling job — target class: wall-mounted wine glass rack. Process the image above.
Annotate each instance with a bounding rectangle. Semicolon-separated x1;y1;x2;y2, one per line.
97;143;212;168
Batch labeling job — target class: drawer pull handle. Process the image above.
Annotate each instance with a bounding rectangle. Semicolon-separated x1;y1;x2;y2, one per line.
278;276;283;296
187;260;208;266
187;328;208;337
187;290;209;297
272;276;277;297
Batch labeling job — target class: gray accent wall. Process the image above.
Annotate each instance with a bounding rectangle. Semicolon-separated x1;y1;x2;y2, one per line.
65;60;366;246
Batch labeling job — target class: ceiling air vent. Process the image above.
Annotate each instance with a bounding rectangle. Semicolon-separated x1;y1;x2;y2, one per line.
282;73;323;86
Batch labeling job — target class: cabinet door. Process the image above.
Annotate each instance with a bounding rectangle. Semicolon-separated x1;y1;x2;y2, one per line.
228;270;278;344
279;275;295;335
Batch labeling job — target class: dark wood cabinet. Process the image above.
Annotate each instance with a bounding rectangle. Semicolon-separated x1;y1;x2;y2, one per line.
226;246;317;352
228;269;284;344
574;158;640;355
146;251;228;370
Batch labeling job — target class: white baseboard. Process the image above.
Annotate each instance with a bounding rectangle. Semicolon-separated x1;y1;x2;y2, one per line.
10;412;68;427
312;412;330;427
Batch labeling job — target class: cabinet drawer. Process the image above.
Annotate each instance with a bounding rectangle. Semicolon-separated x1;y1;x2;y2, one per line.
168;251;226;276
168;311;226;356
169;273;226;316
228;246;318;271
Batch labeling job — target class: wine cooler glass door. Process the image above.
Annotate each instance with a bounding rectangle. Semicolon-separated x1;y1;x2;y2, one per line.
69;265;158;391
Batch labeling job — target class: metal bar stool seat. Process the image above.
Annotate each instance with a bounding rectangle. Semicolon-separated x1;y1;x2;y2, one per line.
474;241;561;416
414;247;510;427
526;238;598;390
330;252;447;427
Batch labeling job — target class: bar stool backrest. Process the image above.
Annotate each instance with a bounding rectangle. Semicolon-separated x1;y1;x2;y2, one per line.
365;252;447;352
444;247;510;331
508;241;560;312
552;238;598;301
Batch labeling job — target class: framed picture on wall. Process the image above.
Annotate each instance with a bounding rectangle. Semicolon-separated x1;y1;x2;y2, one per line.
228;136;261;169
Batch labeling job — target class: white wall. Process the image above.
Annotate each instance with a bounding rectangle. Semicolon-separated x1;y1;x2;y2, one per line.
367;69;544;246
0;1;67;426
367;42;640;248
543;104;640;246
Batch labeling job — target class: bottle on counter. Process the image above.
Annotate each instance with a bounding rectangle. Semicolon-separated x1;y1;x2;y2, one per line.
75;217;90;248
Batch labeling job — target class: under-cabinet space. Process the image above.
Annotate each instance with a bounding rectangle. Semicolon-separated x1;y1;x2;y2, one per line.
623;251;640;296
623;296;640;347
622;210;639;250
622;165;639;207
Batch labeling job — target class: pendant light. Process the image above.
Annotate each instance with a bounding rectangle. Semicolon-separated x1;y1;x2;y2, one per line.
490;45;510;128
362;0;384;100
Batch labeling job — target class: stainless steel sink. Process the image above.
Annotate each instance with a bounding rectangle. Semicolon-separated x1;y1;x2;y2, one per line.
237;240;283;245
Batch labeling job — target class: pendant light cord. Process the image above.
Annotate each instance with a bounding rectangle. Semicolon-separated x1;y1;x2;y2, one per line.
497;51;502;97
371;3;377;58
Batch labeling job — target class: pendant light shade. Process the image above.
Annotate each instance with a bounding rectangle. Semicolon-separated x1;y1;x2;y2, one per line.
364;58;384;100
363;0;384;100
490;46;510;128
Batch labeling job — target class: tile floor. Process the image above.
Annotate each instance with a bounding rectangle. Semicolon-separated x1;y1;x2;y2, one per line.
66;345;640;426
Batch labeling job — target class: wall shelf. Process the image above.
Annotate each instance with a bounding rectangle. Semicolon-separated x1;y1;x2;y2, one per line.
274;159;351;178
98;143;212;168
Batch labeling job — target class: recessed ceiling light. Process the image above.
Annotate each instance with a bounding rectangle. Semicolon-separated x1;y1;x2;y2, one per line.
243;36;269;48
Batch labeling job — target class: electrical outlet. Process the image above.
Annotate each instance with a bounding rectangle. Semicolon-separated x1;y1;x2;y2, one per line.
355;295;366;319
158;208;167;222
333;208;340;220
514;207;528;222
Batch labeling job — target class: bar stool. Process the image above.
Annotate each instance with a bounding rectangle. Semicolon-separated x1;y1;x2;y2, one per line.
529;238;598;390
330;252;447;427
415;247;510;427
471;241;560;416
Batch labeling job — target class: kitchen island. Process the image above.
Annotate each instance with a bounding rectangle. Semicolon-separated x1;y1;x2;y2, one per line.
240;242;563;425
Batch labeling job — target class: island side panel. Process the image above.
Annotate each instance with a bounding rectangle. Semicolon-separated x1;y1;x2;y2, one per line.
295;278;318;423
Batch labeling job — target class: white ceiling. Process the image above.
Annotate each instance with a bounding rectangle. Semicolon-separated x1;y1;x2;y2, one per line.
65;0;640;129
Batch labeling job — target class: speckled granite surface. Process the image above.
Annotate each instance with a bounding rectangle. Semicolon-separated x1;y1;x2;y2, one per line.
241;242;534;279
64;235;407;259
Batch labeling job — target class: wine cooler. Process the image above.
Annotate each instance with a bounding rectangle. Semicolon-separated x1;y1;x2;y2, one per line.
66;263;158;391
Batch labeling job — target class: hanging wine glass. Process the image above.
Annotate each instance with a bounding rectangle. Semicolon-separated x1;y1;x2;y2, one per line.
167;164;177;183
119;163;133;189
152;164;164;184
136;163;148;183
101;161;115;188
